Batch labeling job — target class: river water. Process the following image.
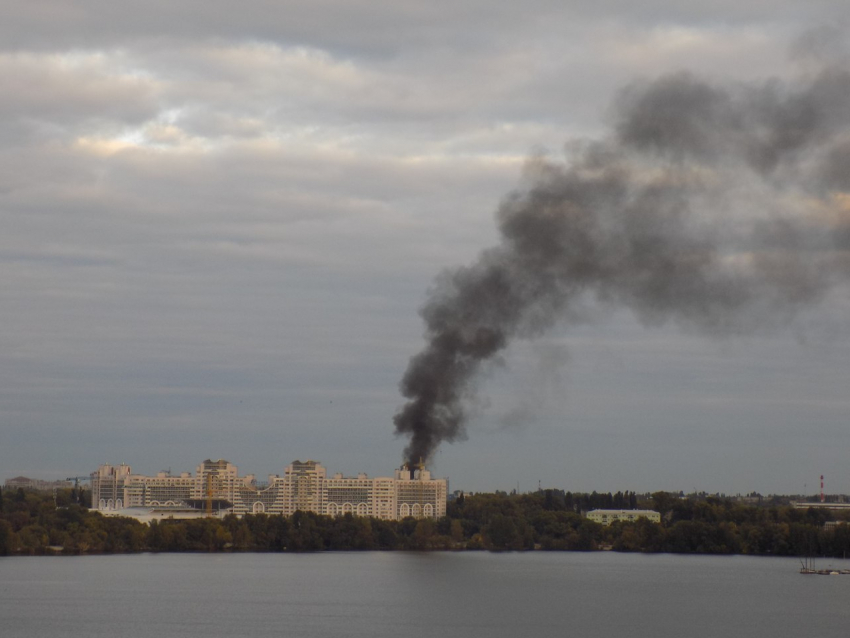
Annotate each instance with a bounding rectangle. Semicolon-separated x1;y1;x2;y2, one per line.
2;551;849;637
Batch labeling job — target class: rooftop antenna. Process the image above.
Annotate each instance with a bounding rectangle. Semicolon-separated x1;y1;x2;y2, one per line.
821;475;825;503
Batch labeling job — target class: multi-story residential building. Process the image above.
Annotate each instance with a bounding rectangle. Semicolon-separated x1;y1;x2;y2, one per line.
121;470;197;508
90;464;132;509
91;459;447;521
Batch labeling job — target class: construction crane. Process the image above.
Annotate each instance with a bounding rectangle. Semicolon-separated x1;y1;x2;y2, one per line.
205;472;219;517
57;476;91;506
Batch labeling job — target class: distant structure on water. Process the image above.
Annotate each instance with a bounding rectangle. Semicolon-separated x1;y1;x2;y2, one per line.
91;459;447;521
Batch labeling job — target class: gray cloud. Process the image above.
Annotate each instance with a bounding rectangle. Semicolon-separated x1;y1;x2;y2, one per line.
0;53;160;143
394;65;850;465
1;2;849;493
2;1;844;56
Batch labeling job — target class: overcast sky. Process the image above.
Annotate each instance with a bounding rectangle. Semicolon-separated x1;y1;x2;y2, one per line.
2;1;849;496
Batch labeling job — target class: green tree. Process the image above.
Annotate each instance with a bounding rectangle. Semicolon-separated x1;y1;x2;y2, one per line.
411;519;436;550
450;519;464;544
651;491;676;517
0;519;13;555
485;514;520;550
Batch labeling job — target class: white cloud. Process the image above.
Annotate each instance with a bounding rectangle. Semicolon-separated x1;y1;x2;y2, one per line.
0;52;161;133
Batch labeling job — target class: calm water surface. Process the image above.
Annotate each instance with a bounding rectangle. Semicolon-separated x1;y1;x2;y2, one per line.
2;552;850;637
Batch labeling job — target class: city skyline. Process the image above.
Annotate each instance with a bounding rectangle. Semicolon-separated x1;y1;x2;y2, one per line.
2;3;849;496
90;457;448;522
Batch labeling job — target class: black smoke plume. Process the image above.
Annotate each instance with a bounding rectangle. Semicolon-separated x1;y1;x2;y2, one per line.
395;65;850;466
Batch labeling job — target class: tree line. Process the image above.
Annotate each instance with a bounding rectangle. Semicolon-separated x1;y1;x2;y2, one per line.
2;486;849;556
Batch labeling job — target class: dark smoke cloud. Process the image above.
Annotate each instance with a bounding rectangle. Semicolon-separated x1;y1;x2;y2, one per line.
395;65;850;465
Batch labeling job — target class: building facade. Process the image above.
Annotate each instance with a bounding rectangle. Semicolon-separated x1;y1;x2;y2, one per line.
91;459;447;521
586;509;661;526
4;476;74;491
90;464;132;510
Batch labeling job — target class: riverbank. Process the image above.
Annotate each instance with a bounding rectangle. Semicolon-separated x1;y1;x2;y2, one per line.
3;488;849;556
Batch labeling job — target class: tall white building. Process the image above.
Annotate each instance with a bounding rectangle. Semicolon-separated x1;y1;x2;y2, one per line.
91;459;447;521
90;463;132;510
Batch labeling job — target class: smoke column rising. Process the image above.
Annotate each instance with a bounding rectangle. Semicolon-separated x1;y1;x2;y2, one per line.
394;66;850;466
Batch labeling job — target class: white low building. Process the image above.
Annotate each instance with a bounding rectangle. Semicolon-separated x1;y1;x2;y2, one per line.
793;502;850;511
586;509;661;526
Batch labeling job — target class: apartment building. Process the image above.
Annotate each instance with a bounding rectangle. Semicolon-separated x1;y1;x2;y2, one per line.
91;459;447;521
